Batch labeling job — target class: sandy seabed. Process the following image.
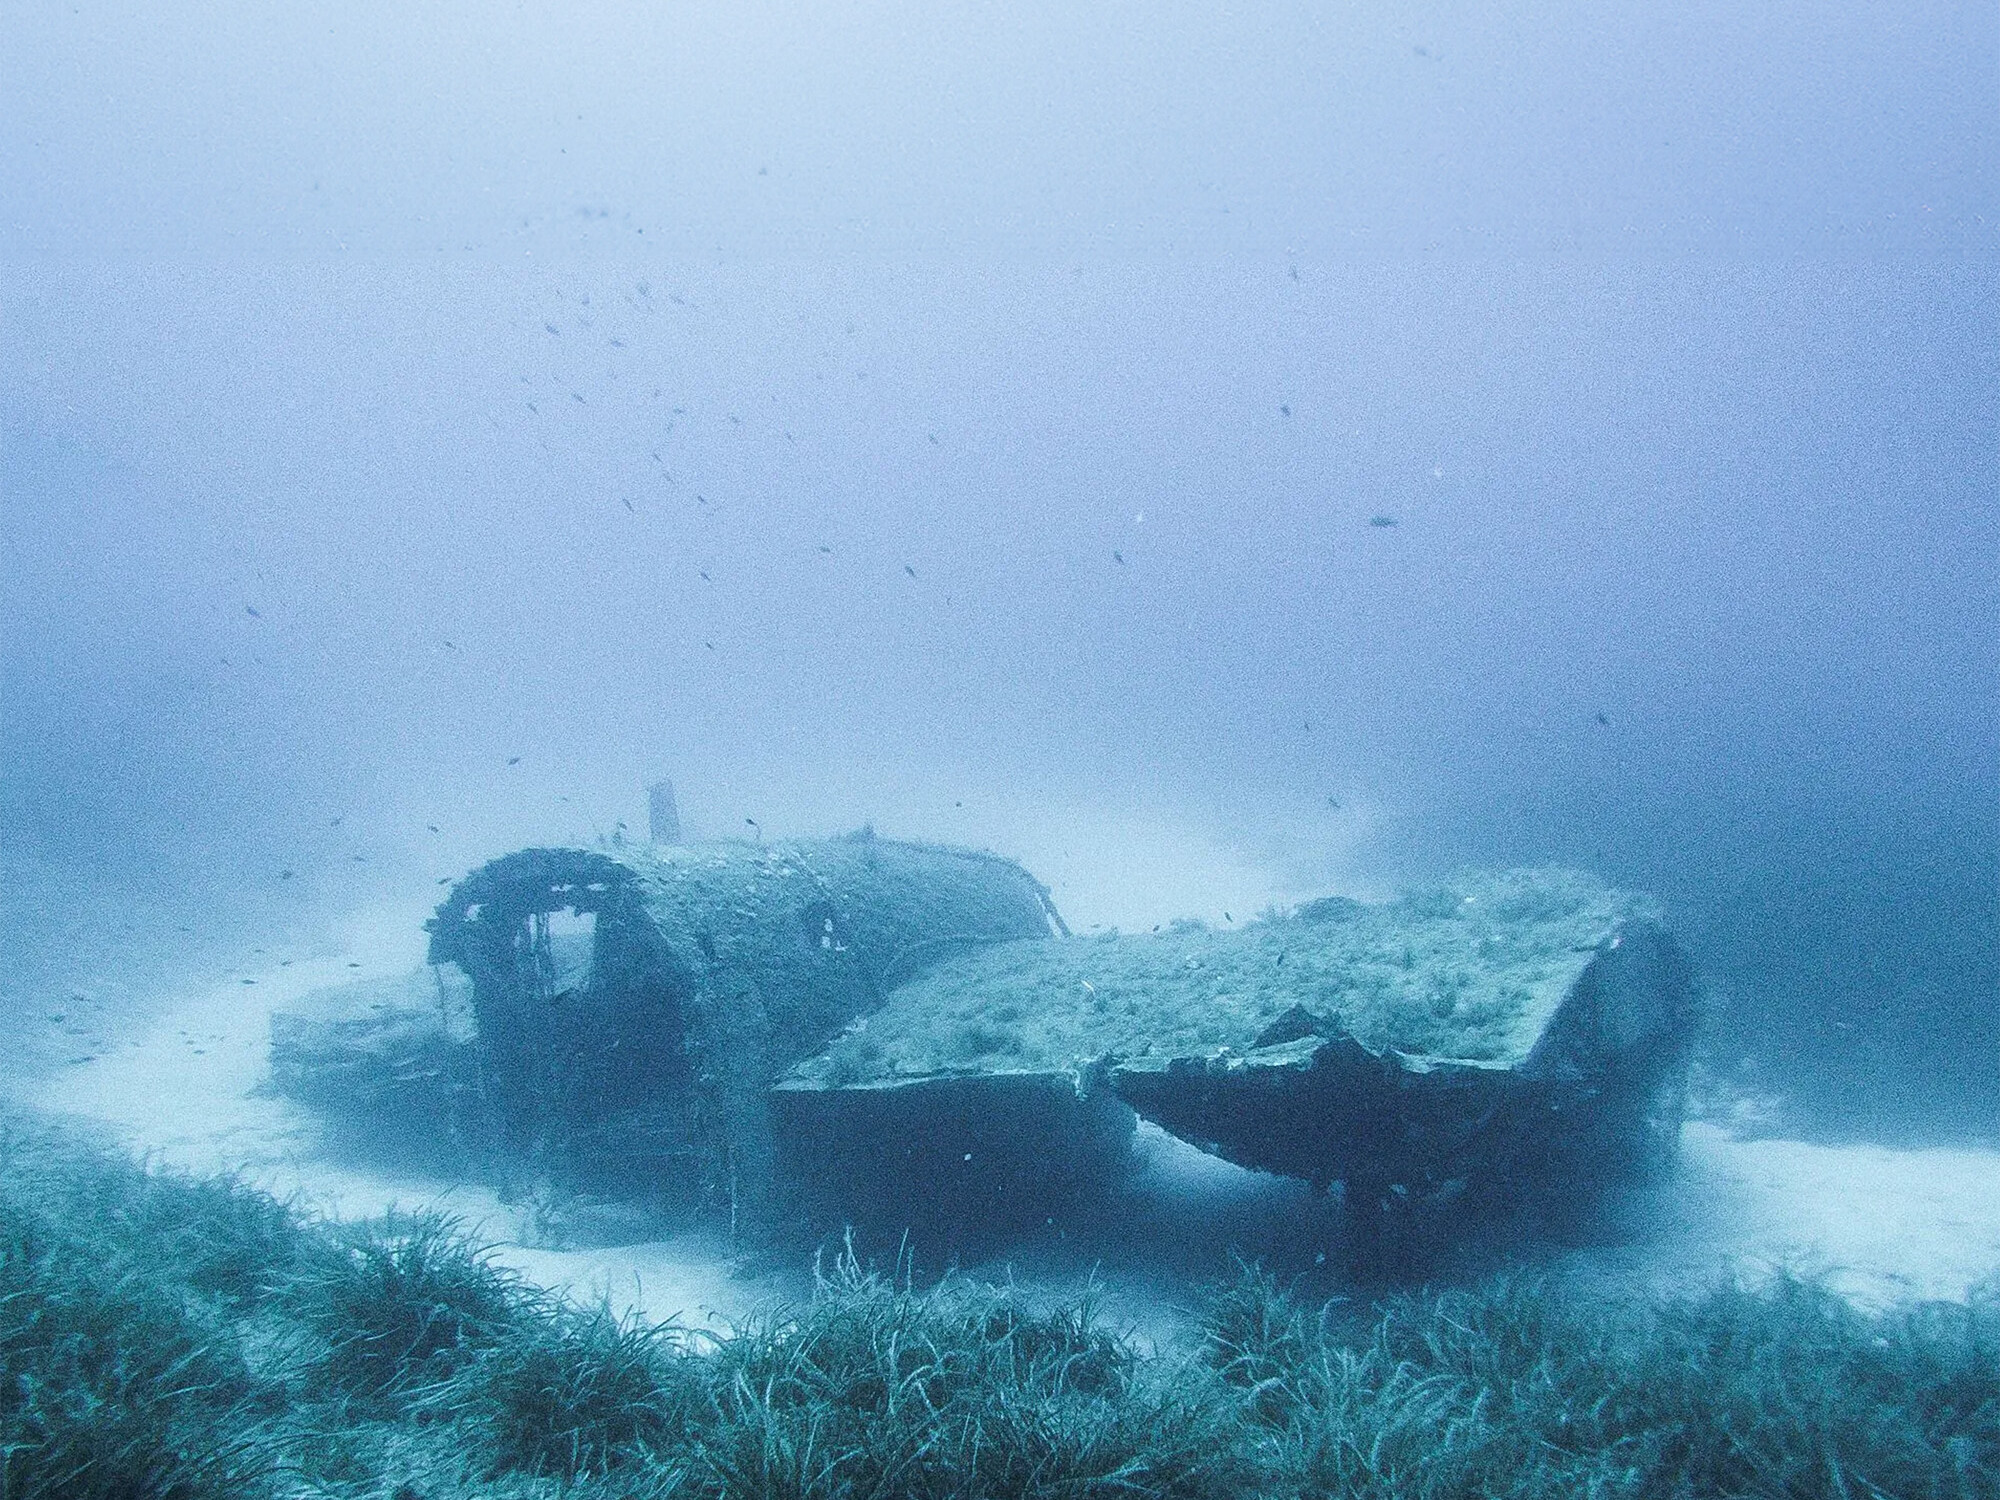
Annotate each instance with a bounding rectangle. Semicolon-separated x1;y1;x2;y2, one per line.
11;892;1999;1343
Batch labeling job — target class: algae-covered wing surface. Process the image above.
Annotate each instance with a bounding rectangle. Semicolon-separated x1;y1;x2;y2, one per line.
792;869;1647;1084
778;869;1698;1219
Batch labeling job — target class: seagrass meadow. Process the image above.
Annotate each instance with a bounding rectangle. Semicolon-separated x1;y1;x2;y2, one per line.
4;1111;1995;1500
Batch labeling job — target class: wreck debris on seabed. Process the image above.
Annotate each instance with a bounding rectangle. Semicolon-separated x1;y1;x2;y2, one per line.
780;871;1700;1267
415;832;1062;1233
271;836;1700;1272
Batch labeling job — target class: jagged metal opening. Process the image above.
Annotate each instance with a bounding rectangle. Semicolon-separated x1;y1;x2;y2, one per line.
426;836;1072;1224
429;850;695;1158
528;907;597;1000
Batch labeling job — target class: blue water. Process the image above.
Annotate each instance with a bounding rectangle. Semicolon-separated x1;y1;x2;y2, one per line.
2;2;1994;1141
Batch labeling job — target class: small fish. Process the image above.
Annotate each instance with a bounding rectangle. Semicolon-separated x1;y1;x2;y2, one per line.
704;641;715;650
442;639;457;650
244;604;261;617
507;756;521;765
438;877;452;885
609;338;625;348
571;392;585;404
818;545;832;554
330;816;343;827
1113;550;1127;565
1280;404;1291;416
1224;912;1234;923
1368;514;1398;528
622;497;635;513
526;401;538;413
279;869;294;880
1327;796;1341;808
928;432;939;445
1595;712;1610;726
699;570;711;582
904;564;917;577
426;824;440;833
545;322;559;334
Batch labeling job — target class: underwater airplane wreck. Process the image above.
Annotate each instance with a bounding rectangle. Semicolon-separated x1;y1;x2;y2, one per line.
275;830;1701;1255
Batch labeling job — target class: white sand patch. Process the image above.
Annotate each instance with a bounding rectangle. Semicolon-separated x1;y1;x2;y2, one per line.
496;1235;785;1332
20;897;434;1174
1568;1123;2000;1310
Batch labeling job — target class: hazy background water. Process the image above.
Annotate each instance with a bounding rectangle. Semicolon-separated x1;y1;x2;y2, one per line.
3;1;1994;1140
